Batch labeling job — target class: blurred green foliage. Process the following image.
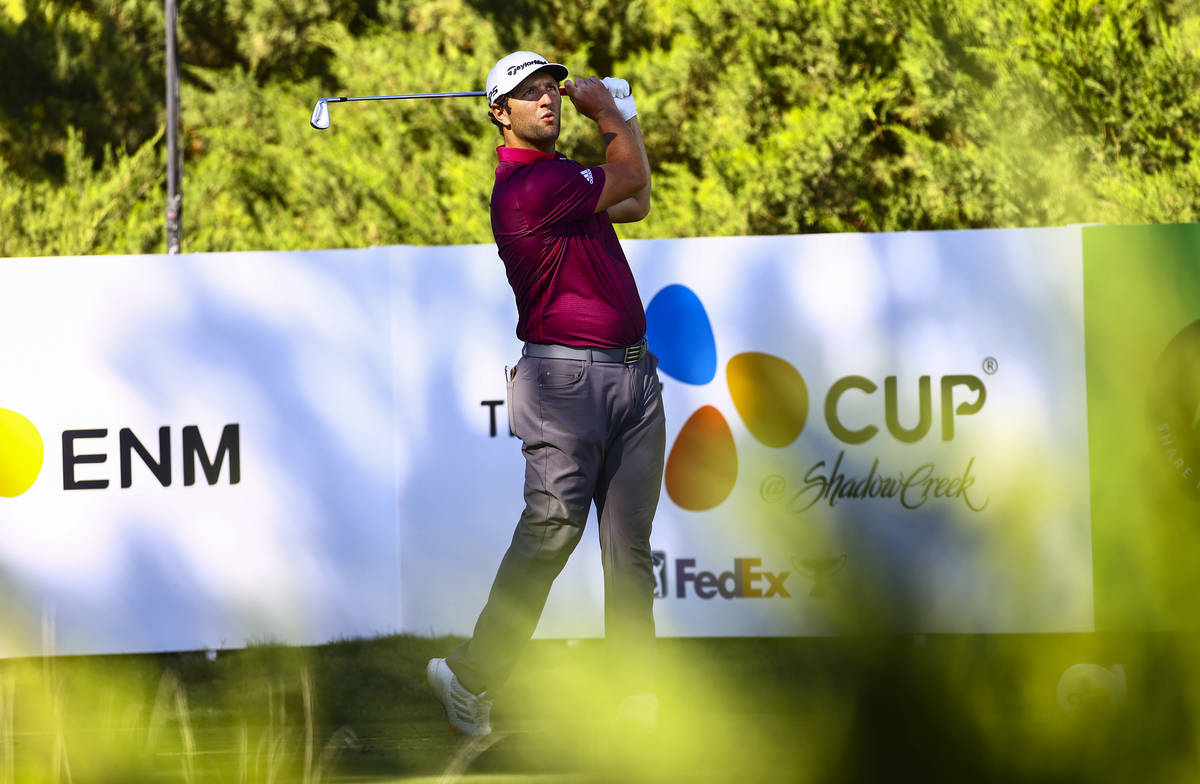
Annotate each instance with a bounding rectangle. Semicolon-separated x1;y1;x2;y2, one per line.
0;634;1188;783
2;0;1200;256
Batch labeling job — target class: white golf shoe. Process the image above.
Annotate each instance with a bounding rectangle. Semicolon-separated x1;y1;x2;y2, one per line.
426;658;492;736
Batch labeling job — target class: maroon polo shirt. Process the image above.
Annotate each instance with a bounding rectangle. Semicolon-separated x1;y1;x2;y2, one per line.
491;146;646;348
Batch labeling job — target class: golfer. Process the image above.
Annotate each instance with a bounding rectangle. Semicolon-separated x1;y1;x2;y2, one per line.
427;51;665;737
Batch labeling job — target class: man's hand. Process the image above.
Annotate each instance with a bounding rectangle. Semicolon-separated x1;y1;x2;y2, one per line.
562;77;622;121
602;77;637;122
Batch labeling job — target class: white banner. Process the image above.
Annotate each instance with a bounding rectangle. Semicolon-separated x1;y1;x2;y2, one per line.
0;228;1095;654
624;230;1092;635
0;250;400;655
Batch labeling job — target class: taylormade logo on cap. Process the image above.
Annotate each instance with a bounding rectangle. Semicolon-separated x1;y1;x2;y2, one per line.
486;51;568;104
507;59;545;76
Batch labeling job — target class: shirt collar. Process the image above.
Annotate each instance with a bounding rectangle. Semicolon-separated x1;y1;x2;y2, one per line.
497;146;564;163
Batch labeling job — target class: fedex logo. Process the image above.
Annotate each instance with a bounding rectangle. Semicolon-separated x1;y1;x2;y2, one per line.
674;557;790;600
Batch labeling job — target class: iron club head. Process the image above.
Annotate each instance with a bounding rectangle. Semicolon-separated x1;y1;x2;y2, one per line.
310;99;330;130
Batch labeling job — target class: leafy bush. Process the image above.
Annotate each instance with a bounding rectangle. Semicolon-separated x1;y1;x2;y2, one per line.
3;0;1200;256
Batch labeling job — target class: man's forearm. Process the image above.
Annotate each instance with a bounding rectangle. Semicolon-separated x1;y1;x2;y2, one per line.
603;116;651;223
595;109;649;196
624;116;651;213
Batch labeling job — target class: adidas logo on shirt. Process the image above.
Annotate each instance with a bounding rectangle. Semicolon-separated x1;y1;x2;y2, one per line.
580;168;594;185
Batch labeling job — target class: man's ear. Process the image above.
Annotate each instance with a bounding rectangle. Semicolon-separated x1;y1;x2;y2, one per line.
491;103;511;130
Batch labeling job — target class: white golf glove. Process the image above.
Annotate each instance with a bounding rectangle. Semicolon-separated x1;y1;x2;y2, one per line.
602;76;637;121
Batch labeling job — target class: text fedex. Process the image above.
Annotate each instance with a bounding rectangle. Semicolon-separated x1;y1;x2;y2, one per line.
672;557;790;599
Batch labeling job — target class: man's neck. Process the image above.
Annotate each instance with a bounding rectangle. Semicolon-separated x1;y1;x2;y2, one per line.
502;133;555;155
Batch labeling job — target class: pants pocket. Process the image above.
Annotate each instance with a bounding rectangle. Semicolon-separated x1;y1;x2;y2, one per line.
536;358;586;389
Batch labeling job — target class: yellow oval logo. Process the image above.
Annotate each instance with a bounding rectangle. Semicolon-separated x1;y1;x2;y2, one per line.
0;409;44;497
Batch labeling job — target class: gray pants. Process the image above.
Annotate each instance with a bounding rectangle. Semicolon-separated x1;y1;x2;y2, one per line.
448;350;666;696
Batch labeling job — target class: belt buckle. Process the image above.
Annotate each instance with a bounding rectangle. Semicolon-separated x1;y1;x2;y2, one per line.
623;341;644;364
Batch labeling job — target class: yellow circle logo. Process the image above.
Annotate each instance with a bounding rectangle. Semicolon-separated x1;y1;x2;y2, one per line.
0;409;44;497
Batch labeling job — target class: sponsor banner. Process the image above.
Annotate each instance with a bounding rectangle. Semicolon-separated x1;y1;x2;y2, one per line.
0;251;400;655
628;230;1093;634
0;226;1102;653
453;229;1095;637
1083;223;1200;632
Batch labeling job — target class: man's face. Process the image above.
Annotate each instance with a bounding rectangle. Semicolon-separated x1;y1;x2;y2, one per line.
495;69;561;149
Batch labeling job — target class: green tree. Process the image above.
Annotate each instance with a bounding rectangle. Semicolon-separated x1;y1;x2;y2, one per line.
3;0;1200;256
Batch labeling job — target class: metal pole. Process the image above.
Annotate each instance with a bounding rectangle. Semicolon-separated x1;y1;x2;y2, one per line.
165;0;181;254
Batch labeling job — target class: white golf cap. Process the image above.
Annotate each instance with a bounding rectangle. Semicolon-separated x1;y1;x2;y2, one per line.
486;51;568;105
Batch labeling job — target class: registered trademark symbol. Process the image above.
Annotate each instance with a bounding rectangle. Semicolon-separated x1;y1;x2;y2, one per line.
982;357;999;375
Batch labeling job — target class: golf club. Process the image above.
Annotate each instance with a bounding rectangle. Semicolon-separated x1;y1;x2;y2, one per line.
310;91;487;129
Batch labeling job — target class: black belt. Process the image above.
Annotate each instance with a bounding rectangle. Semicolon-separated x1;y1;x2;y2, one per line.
523;339;647;364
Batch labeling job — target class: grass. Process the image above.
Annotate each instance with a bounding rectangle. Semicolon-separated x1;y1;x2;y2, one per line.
0;633;1196;782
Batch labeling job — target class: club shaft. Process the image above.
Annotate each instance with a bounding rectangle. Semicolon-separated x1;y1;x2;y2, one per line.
323;92;485;103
